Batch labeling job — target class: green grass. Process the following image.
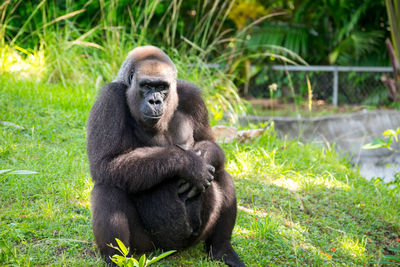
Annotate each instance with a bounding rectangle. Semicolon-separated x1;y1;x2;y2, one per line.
1;74;400;266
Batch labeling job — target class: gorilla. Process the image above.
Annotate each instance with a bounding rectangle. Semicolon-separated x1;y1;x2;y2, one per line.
87;46;245;267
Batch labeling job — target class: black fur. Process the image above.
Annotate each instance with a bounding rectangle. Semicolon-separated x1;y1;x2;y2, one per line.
87;46;245;267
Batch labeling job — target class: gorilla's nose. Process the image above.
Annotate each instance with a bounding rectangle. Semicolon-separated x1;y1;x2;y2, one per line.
148;99;162;106
147;93;163;109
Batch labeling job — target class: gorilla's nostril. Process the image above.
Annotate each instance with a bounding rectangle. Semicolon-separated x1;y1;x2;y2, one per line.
149;99;162;105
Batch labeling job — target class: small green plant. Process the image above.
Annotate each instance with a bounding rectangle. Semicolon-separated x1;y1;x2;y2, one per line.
107;238;176;267
363;128;400;152
363;128;400;195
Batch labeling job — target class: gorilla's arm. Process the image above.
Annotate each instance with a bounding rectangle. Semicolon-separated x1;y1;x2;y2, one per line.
87;83;212;194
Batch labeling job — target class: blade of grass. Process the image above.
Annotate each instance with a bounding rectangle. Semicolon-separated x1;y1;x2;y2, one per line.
10;0;46;46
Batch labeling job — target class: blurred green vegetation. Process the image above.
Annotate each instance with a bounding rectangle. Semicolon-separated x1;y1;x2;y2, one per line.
1;0;390;65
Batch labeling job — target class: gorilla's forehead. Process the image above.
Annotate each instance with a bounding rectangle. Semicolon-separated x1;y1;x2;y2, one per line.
128;46;168;60
136;60;176;78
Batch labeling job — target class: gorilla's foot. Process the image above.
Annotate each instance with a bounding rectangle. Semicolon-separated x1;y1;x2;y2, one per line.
208;243;246;267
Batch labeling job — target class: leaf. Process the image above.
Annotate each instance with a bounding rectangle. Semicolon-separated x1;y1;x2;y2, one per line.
0;169;37;183
388;247;400;253
387;136;393;148
0;169;12;175
8;170;38;175
128;258;139;267
110;255;126;266
138;254;146;267
115;238;129;257
107;242;120;251
383;129;396;137
214;109;223;122
362;138;388;149
386;127;400;142
382;254;400;262
147;250;176;265
328;49;340;64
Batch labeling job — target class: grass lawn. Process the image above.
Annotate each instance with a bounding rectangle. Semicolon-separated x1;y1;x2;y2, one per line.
1;74;399;266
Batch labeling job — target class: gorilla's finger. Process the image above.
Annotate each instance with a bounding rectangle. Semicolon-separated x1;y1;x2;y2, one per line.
178;178;186;186
207;174;214;183
178;182;192;194
204;181;211;189
207;164;215;174
187;187;201;198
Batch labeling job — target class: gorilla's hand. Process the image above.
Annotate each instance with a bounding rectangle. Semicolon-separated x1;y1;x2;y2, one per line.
193;141;225;171
179;151;215;198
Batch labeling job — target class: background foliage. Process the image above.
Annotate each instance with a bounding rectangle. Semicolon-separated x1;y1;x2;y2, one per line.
1;0;390;64
0;0;392;100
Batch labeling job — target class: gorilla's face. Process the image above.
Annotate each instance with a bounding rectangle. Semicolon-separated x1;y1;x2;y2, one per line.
137;73;170;120
127;59;178;129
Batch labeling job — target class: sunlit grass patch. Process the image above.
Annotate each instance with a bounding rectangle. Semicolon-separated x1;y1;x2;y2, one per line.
238;205;267;217
271;177;300;191
298;173;351;192
338;235;368;259
235;225;256;239
0;46;46;79
227;145;286;179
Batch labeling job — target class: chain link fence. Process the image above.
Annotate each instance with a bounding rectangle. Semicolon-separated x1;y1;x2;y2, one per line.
249;66;393;106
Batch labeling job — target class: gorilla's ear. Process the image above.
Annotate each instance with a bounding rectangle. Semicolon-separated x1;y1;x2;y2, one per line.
128;69;135;85
114;58;134;86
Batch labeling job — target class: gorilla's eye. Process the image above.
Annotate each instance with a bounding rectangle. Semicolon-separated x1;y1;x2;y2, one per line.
140;83;150;91
159;84;170;93
161;89;169;97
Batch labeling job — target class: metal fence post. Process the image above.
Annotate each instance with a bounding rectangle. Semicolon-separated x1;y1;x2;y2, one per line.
333;66;338;107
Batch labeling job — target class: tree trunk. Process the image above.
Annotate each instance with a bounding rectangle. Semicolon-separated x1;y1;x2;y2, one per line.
384;39;400;102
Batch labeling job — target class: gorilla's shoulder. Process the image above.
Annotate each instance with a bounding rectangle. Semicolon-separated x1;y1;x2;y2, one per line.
93;82;128;107
176;80;208;118
99;82;127;96
177;80;202;97
90;82;129;121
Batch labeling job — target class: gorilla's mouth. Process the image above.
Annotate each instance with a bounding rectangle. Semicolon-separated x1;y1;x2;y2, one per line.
143;114;163;120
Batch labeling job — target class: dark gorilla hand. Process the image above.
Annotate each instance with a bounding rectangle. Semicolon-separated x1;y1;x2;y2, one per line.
178;147;215;198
